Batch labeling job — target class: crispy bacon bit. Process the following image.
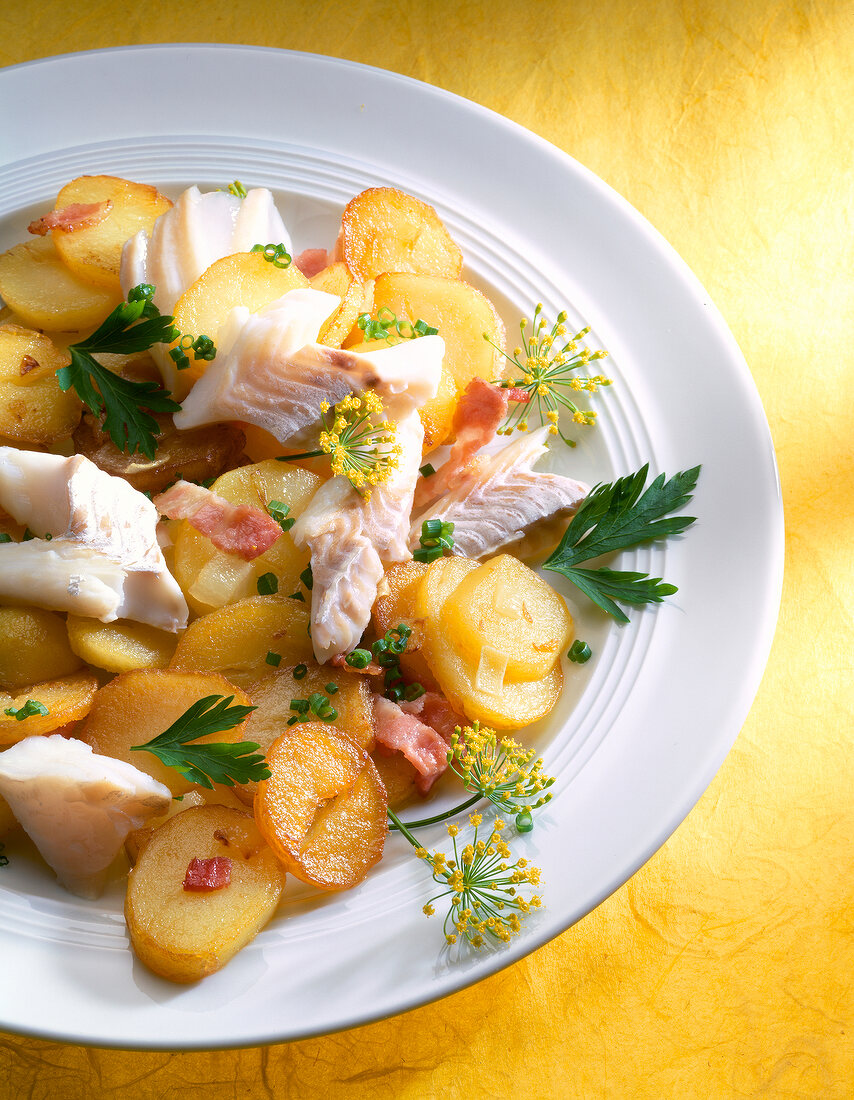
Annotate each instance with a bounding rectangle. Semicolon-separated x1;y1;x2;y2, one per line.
372;694;451;794
400;691;465;742
294;248;330;278
152;480;282;561
27;200;113;236
20;355;40;376
414;376;508;507
505;387;531;403
183;856;233;892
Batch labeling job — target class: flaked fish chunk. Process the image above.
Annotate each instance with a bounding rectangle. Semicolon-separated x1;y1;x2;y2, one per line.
120;184;292;317
0;447;188;631
410;427;589;560
0;735;172;899
176;292;444;448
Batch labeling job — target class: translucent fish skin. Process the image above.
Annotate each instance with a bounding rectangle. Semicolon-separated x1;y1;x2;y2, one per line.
120;185;292;317
0;735;171;899
0;447;188;631
410;428;589;560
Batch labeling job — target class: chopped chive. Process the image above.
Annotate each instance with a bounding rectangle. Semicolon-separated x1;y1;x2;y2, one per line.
288;591;306;602
568;639;592;663
257;572;278;595
345;649;371;669
0;533;12;543
325;683;339;694
265;651;282;667
419;463;435;478
293;664;308;680
300;565;314;590
403;683;425;702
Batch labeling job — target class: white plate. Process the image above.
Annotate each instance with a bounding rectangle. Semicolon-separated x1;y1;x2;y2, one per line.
0;45;783;1050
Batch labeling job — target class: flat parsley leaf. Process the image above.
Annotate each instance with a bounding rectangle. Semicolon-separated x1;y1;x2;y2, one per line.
543;464;700;622
131;694;268;790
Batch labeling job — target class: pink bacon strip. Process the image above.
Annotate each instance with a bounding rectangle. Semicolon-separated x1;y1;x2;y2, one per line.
28;201;113;236
153;480;282;561
183;857;232;892
372;694;451;794
294;248;330;278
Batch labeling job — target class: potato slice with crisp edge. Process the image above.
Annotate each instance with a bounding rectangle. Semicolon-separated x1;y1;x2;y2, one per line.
0;236;121;331
0;669;100;745
0;325;82;446
66;615;180;674
51;175;172;293
372;561;438;692
125;805;285;983
0;607;84;691
254;722;387;890
339;187;463;281
78;668;253;796
125;784;249;865
169;595;313;688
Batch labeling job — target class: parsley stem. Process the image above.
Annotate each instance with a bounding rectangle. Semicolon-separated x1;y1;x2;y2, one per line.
387;793;484;833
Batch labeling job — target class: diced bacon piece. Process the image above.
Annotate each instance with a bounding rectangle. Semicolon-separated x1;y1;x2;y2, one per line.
505;387;531;403
28;201;112;236
183;856;233;892
414;376;508;507
153;480;282;561
294;248;330;278
400;691;465;741
372;694;451;794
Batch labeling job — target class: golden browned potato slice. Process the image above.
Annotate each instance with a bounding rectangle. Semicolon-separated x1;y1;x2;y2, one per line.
0;607;84;690
372;561;438;692
309;260;351;298
318;276;372;349
125;805;285;983
0;325;82;445
0;236;121;331
415;557;562;729
72;412;245;495
169;251;309;397
171;460;322;616
441;554;573;682
233;661;375;806
79;668;253;796
0;669;100;745
66;616;180;674
339;187;463;280
371;271;506;417
254;722;387;890
169;596;313;688
370;750;420;811
51;175;172;293
125;784;249;864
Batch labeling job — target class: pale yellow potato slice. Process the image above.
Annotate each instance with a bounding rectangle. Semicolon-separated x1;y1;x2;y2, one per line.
0;607;83;691
79;668;253;796
169;596;313;688
66;616;180;674
169;251;308;397
415;556;562;729
441;554;573;682
0;669;100;745
372;561;438;692
171;460;322;617
51;175;172;293
125;784;249;865
0;236;121;331
125;805;285;983
254;722;387;890
0;325;82;445
339;187;463;280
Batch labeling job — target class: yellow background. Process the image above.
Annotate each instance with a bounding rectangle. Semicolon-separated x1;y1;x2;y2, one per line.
1;1;852;1095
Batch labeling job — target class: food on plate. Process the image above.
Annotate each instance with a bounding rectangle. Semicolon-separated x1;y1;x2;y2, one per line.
0;174;698;976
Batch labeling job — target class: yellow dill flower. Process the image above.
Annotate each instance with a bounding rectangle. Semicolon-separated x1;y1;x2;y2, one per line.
449;722;555;820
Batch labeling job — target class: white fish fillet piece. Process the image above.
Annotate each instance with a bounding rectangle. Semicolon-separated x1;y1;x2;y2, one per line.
293;405;436;663
176;297;444;449
0;735;172;899
0;448;188;631
410;428;589;559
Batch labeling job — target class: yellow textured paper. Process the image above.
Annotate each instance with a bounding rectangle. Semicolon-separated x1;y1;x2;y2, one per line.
1;2;852;1097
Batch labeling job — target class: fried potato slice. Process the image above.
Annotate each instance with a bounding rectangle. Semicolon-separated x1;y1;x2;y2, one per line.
0;669;100;745
79;668;253;796
66;616;179;674
169;251;309;397
171;460;322;617
0;607;84;691
169;596;313;688
254;722;387;890
339;187;463;280
372;561;438;692
125;784;248;865
125;805;285;983
51;175;172;293
415;557;562;729
0;236;121;331
0;325;82;445
318;274;372;349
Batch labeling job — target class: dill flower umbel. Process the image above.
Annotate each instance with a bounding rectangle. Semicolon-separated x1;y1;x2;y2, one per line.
449;722;555;819
316;392;401;499
487;303;612;446
414;815;543;947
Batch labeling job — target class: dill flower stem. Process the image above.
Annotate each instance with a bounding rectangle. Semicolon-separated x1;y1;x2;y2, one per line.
275;449;324;461
387;793;484;832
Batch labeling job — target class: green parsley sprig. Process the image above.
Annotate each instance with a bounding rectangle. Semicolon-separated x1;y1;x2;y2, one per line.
131;694;267;789
543;463;700;622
